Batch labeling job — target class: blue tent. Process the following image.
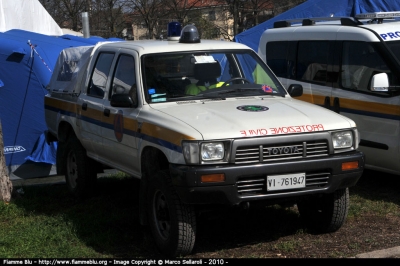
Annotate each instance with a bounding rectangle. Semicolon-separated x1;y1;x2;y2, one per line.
0;29;122;179
235;0;400;52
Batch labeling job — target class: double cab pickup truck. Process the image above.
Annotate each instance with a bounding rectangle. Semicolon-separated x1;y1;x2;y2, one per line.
44;23;364;257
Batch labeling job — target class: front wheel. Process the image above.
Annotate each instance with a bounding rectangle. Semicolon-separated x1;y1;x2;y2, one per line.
147;170;196;257
65;135;97;199
297;188;349;233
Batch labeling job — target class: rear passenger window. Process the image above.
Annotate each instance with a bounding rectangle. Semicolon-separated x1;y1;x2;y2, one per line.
297;41;330;85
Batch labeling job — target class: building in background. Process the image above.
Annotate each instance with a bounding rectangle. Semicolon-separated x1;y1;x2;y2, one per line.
129;0;273;41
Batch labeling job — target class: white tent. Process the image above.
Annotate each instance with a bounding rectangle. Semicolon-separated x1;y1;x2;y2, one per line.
0;0;63;35
62;28;83;36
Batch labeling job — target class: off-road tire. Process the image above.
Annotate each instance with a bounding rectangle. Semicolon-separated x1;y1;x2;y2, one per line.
147;170;196;257
65;135;97;199
297;188;349;233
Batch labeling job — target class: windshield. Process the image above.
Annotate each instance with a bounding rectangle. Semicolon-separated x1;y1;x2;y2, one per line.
386;40;400;62
142;50;286;103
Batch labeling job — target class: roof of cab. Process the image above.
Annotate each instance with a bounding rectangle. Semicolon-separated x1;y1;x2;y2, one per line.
97;39;252;54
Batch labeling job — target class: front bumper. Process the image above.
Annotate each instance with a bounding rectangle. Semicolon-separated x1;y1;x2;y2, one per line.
170;151;364;205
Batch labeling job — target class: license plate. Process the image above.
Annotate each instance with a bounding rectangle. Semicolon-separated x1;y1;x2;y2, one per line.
267;173;306;191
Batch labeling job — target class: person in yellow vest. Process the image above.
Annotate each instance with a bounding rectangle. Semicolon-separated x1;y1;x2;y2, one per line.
252;64;275;88
185;81;226;95
185;61;277;95
185;61;223;96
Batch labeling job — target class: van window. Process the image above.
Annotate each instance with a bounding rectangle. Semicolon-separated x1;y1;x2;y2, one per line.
297;41;330;85
341;42;396;93
265;39;400;94
266;41;289;78
386;41;400;63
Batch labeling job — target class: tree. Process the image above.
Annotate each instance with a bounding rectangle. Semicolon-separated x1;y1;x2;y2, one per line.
59;0;88;32
225;0;242;36
224;0;275;35
245;0;274;29
127;0;165;39
184;7;226;40
39;0;88;32
0;120;13;202
163;0;203;23
90;0;128;38
39;0;129;38
272;0;307;16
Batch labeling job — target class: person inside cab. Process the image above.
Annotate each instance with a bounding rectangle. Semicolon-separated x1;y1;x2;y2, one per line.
185;61;224;95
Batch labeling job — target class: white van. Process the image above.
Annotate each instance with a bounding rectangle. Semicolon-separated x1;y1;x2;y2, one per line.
259;12;400;175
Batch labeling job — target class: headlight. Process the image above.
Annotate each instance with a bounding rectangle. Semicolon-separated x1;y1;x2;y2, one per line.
332;131;353;150
201;142;224;161
182;140;229;164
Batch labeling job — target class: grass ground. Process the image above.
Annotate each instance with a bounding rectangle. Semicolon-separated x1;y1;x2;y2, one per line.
1;169;399;258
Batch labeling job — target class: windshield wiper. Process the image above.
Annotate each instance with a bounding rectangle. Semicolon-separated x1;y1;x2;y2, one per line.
168;94;226;101
197;87;283;97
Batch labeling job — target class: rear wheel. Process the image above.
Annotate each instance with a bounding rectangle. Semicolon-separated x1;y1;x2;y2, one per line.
147;170;196;257
65;136;97;199
297;188;349;233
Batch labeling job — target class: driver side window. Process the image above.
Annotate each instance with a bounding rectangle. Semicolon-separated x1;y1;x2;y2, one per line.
88;53;114;98
110;54;137;102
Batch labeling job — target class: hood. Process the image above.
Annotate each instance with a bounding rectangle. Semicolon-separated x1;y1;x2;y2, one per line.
151;97;355;140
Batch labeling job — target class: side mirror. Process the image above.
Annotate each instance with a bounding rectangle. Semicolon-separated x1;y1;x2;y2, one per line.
370;73;389;92
287;84;303;97
110;94;136;108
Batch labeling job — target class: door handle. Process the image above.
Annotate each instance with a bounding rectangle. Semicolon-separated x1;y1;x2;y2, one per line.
104;108;110;117
82;102;87;111
333;97;340;113
323;96;331;109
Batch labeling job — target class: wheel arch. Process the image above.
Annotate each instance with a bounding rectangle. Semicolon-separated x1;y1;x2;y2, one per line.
141;146;170;177
139;146;170;226
56;121;77;175
57;121;75;142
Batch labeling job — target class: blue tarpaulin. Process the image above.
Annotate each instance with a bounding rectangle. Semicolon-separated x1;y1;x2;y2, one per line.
235;0;400;52
0;29;122;179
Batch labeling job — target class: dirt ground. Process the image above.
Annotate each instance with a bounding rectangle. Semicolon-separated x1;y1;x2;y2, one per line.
11;168;400;259
178;169;400;258
183;209;400;258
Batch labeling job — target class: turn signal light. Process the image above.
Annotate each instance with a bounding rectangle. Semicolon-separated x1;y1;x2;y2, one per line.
201;174;225;183
342;161;359;171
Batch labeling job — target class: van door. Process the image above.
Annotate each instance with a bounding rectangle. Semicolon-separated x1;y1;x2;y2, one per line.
266;41;335;108
331;41;400;173
100;51;141;176
295;41;336;108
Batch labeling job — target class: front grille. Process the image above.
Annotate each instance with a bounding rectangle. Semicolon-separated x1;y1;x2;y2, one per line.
235;140;328;164
236;171;330;196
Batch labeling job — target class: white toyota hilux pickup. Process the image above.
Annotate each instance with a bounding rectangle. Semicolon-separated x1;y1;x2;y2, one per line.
44;23;364;257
